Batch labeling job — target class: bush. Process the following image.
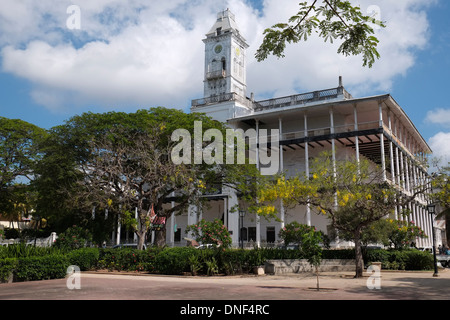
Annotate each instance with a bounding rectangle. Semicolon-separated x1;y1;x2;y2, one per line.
185;219;232;248
364;249;433;270
0;243;64;259
68;248;100;271
0;258;17;282
53;225;93;250
97;248;159;272
14;254;69;281
154;247;196;275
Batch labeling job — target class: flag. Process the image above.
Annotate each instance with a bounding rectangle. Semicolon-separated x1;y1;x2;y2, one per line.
150;204;156;222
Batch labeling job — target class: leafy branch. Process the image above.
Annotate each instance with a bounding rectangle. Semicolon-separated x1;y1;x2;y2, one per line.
255;0;386;68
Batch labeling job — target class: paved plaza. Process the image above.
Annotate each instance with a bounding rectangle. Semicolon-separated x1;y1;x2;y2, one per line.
1;269;448;301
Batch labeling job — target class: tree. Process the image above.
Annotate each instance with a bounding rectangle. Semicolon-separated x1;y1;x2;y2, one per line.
256;0;385;67
301;227;324;290
76;122;203;250
279;221;328;248
431;164;449;246
0;117;46;225
432;165;449;217
42;107;259;249
185;219;232;248
278;221;324;289
361;218;427;250
257;152;426;278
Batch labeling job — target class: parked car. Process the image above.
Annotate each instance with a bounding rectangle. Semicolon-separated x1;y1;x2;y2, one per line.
113;243;147;250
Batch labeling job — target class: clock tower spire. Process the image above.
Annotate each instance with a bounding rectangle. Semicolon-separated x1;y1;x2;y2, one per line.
203;9;248;99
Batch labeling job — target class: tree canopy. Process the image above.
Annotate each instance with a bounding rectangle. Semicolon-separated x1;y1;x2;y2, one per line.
33;107;261;249
0;117;46;222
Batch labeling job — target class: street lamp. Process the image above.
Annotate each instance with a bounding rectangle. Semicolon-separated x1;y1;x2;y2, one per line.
239;210;246;249
427;203;439;277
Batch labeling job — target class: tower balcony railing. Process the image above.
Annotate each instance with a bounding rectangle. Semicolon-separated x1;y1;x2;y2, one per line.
206;70;226;80
192;92;253;109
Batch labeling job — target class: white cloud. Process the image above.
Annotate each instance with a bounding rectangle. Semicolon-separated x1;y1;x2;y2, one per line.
425;108;450;127
428;131;450;168
425;107;450;169
0;0;437;112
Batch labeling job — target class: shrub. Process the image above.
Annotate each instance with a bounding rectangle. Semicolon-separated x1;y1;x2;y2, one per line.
364;248;433;270
14;254;69;281
0;243;64;259
53;225;92;250
0;258;17;283
154;247;196;275
68;248;100;271
185;219;232;248
97;248;161;272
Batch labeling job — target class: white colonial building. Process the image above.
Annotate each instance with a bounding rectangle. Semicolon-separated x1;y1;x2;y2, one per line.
115;9;442;249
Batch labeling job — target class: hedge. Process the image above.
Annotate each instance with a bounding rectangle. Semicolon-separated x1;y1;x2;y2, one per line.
0;247;436;283
67;248;100;271
364;249;433;270
14;254;69;282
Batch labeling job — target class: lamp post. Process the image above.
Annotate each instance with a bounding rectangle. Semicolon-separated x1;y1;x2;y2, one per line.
427;203;439;277
239;210;246;249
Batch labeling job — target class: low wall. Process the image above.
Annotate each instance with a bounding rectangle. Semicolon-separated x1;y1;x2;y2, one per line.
264;259;356;274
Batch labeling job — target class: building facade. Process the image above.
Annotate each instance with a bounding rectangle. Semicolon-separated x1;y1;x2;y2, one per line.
114;9;442;249
183;9;439;248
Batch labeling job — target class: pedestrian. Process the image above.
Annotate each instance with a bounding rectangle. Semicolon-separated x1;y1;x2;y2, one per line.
438;244;443;254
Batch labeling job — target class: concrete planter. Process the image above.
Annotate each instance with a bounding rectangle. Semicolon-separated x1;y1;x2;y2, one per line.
264;259;356;275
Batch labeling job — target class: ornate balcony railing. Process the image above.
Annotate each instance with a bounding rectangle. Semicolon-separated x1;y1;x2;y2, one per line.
192;86;353;114
192;92;253;109
206;70;226;80
253;87;352;112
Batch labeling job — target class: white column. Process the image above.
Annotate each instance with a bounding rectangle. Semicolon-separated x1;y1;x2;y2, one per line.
379;102;386;181
388;112;395;178
169;200;175;246
116;215;121;245
329;107;336;179
255;119;261;247
304;112;311;226
405;157;411;193
353;104;360;165
279;117;285;230
134;207;138;243
227;188;239;247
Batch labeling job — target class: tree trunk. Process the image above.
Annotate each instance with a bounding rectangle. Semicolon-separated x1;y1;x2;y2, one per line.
354;229;364;278
137;230;147;250
155;226;166;247
315;265;320;291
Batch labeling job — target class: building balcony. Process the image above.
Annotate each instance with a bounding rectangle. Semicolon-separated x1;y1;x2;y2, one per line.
206;70;226;80
192;92;253;109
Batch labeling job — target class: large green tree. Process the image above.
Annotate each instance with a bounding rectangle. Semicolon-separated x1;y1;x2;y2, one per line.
35;107;260;249
0;117;46;224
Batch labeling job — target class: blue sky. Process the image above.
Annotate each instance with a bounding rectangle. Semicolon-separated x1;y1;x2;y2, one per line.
0;0;449;167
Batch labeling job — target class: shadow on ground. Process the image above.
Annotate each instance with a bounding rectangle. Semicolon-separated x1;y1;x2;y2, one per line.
345;275;450;300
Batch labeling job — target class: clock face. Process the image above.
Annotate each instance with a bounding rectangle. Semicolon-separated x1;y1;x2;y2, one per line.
235;47;240;56
214;44;222;54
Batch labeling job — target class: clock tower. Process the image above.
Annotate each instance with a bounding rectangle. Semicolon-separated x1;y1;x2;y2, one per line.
203;9;248;99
